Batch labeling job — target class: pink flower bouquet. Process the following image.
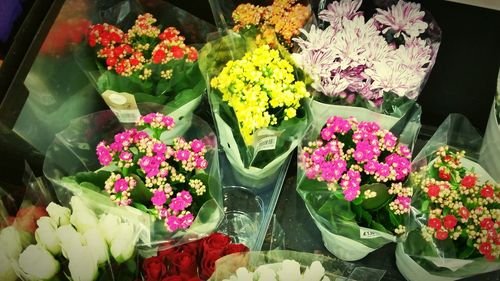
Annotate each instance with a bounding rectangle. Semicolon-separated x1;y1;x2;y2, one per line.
297;115;413;261
44;108;223;255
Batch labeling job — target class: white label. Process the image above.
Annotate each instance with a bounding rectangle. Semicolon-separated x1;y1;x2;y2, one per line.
102;90;141;123
359;228;381;239
255;135;277;152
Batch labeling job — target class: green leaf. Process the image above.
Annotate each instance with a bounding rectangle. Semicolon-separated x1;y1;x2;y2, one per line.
79;182;101;193
129;175;153;205
74;170;111;189
360;183;393;210
352;196;363;205
458;245;476;259
298;178;329;193
389;211;401;227
132;202;150;214
421;200;430;212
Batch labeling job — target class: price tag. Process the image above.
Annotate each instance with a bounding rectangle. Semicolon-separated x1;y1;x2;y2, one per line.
252;128;281;154
102;90;141;123
359;228;381;239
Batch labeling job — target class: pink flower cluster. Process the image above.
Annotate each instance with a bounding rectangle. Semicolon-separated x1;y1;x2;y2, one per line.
300;116;412;204
97;113;210;232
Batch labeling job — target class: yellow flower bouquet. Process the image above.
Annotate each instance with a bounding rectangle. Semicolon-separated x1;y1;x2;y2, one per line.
199;33;312;187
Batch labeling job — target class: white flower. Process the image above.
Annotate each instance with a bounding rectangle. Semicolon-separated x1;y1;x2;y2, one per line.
374;0;428;39
110;222;136;263
83;228;109;266
70;196;98;233
67;245;99;281
0;226;25;259
0;252;17;281
319;74;350;97
277;259;301;281
236;267;255;281
57;224;85;260
98;213;121;244
255;266;275;281
35;216;61;255
46;202;71;226
319;0;363;28
302;261;326;281
294;26;335;52
393;37;432;75
366;60;422;98
18;245;60;280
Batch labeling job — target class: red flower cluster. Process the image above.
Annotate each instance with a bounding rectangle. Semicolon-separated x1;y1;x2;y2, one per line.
88;13;198;78
142;232;249;281
419;146;499;260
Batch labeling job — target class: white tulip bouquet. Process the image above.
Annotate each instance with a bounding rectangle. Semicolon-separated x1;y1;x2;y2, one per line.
13;196;139;281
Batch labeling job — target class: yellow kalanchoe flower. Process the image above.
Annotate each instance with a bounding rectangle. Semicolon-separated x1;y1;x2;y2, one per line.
211;44;309;145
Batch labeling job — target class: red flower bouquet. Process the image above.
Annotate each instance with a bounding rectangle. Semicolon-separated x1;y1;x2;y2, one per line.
142;232;249;281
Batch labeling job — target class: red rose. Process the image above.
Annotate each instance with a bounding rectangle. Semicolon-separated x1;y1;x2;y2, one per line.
199;250;222;280
186;278;203;281
161;275;183;281
460;175;476;188
143;256;167;281
435;229;448;240
480;185;494;198
443;215;457;229
14;206;48;233
223;243;249;256
171;252;197;280
181;240;200;257
428;218;441;230
203;233;231;254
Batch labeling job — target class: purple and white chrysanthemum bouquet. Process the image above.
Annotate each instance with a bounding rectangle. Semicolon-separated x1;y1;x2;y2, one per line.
293;0;440;118
297;115;413;261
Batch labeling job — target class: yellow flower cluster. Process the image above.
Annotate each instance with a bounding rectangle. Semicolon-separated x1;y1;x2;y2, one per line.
211;44;309;145
232;0;311;46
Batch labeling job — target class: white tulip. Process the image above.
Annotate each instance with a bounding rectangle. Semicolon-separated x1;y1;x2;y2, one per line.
69;196;98;233
98;213;120;244
0;226;23;259
18;245;60;280
110;222;136;263
83;228;109;266
68;245;98;281
302;261;326;281
57;224;84;260
46;202;71;226
237;267;257;281
277;260;301;281
35;217;61;255
0;252;17;281
255;266;275;281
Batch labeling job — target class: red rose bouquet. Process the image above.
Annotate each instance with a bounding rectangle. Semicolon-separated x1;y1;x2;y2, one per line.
87;13;205;113
397;114;500;280
142;232;249;281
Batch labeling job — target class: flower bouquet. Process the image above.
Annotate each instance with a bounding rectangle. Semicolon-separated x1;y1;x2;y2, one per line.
397;114;500;280
43;107;223;256
293;0;440;129
86;13;205;122
10;197;140;281
297;115;414;260
479;70;500;182
199;33;312;187
142;232;249;280
208;0;313;50
208;250;386;281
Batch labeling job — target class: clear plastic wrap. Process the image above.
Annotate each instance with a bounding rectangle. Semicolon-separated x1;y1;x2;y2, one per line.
296;107;421;261
198;32;312;187
43;104;224;257
208;250;386;281
294;0;441;118
397;114;500;280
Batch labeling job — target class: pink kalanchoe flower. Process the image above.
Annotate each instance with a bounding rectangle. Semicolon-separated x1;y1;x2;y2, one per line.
175;149;190;161
373;0;428;39
383;132;398;150
169;197;188;212
397;195;411;210
153;143;167;154
151;190;167;206
343;186;360;201
190;139;205;153
166;215;181;232
96;142;113;166
114;178;129;192
179;213;194;229
195;157;208;169
119;151;133;161
161;115;175;128
178;190;193;204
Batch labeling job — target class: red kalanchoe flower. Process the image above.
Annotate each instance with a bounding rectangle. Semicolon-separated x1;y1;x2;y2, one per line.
153;49;166;64
479;242;492;255
106;57;117;67
438;167;451;181
171;46;185;59
461;174;476;188
187;48;198;61
480;218;495;230
443;215;457;229
459;206;470;220
427;184;440;197
481;184;494;198
435;229;448;240
428;218;441;229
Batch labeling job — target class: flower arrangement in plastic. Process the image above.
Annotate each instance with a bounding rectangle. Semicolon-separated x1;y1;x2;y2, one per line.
93;113;212;233
409;146;499;261
230;0;312;49
10;197;139;281
142;232;249;281
87;13;205;105
293;0;440;116
299;116;413;235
